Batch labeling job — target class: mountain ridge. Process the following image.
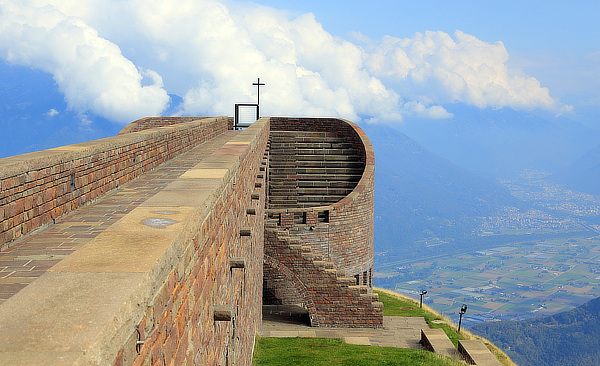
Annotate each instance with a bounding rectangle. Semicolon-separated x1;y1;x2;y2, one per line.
471;296;600;366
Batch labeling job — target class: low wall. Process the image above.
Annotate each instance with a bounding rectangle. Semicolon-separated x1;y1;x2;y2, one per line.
117;116;235;134
0;117;229;251
0;118;269;365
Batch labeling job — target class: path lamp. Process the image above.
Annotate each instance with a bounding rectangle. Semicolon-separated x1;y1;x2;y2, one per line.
419;290;427;308
458;304;467;333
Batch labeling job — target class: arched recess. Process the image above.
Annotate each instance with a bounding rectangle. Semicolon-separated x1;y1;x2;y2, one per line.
263;255;320;326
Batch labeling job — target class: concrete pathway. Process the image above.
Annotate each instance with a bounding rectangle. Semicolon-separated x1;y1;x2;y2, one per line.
259;306;428;349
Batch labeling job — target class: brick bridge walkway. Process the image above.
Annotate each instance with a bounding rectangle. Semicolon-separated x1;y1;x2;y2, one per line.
0;131;238;305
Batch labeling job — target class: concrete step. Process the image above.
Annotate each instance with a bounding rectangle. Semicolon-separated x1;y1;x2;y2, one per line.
270;167;364;175
270;131;342;139
270;187;353;196
270;154;361;162
294;161;363;168
296;174;362;182
269;160;364;169
296;148;357;155
269;142;353;149
360;293;380;302
348;285;369;294
337;277;357;285
296;180;358;188
458;340;501;366
296;195;346;203
421;329;461;361
288;244;302;251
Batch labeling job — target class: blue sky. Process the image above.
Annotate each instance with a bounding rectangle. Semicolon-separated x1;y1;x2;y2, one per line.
251;0;600;108
251;1;599;53
0;0;598;138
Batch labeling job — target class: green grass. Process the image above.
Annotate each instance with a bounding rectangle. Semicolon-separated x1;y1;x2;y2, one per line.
375;290;463;346
252;289;515;366
375;289;516;366
252;337;463;366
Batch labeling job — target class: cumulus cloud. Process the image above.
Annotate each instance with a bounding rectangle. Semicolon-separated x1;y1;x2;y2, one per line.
0;0;569;124
0;1;169;123
46;108;59;116
361;31;563;111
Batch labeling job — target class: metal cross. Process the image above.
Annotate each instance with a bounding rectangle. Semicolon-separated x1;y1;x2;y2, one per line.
252;78;265;106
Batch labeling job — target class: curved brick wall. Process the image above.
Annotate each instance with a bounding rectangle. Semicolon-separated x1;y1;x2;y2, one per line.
267;117;375;283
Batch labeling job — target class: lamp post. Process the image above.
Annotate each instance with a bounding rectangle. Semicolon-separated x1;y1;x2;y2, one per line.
458;304;467;332
419;290;427;308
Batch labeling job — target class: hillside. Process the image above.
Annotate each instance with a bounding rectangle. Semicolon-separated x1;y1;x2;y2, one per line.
471;296;600;366
395;104;600;178
358;122;519;260
552;143;600;196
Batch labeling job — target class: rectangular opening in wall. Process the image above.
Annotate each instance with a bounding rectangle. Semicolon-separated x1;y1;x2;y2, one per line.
267;212;281;226
70;173;75;192
317;210;329;223
293;212;304;224
362;271;368;285
354;274;360;286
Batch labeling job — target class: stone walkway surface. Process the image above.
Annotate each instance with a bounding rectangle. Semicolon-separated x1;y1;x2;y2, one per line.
0;131;239;305
259;310;428;349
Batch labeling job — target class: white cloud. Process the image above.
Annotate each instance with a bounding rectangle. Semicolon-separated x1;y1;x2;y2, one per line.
0;1;568;125
46;108;59;117
362;31;566;112
0;1;169;123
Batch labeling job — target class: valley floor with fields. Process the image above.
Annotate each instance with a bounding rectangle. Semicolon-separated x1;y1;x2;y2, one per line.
375;173;600;327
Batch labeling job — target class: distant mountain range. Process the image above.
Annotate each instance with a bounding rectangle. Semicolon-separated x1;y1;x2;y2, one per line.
552;143;600;196
395;104;600;179
471;296;600;366
358;123;520;260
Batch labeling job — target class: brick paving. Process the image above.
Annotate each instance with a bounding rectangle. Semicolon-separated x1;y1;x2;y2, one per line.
0;131;238;305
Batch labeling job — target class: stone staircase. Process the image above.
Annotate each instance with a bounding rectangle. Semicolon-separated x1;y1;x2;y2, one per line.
263;226;383;328
421;328;502;365
268;131;364;209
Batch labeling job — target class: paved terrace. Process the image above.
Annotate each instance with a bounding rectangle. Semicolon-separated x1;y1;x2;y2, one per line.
260;307;428;349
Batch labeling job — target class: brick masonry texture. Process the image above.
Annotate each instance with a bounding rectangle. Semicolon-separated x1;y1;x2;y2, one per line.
117;116;235;135
0;116;228;251
267;117;374;279
263;227;382;328
117;120;269;366
264;117;381;328
0;115;379;364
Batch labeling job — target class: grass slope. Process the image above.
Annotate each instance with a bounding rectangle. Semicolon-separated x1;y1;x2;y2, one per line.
253;337;461;366
252;288;514;365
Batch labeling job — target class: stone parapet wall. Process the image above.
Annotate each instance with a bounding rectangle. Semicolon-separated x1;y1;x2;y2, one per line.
119;119;269;365
0;117;228;250
0;118;269;365
118;116;235;135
